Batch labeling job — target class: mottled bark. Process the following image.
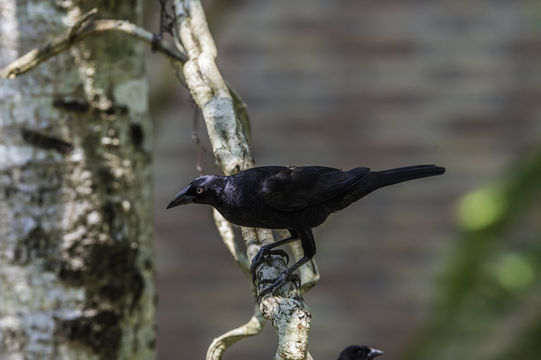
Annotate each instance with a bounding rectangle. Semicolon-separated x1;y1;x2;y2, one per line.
0;1;154;359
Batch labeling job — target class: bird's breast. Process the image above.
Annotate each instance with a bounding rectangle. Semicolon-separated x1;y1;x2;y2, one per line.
214;202;330;230
215;205;285;229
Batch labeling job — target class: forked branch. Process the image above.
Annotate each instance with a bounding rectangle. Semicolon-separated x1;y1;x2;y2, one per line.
0;9;186;79
0;8;250;135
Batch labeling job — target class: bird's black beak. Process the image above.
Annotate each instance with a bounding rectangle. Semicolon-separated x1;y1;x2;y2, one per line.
368;348;383;359
166;185;195;209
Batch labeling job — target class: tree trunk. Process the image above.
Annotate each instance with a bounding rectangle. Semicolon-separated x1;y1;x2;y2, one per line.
0;1;155;359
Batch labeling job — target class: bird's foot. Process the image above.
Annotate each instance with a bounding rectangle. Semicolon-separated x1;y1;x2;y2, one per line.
250;247;289;282
256;271;300;301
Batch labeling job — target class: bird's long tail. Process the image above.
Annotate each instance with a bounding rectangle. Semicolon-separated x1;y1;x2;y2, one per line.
370;164;445;189
336;164;445;211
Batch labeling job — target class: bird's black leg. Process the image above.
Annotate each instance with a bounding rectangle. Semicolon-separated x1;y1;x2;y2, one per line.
250;230;299;282
257;229;316;299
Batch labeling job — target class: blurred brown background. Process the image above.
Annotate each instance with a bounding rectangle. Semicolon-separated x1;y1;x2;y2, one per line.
146;0;541;359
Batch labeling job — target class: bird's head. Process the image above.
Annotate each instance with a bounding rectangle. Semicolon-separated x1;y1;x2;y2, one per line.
166;175;225;209
338;345;383;360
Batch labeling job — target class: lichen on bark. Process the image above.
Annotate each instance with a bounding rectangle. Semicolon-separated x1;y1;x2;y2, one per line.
0;1;155;359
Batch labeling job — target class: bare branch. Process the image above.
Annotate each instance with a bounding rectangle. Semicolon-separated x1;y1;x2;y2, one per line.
0;18;186;79
0;8;251;147
68;8;98;38
173;0;312;358
206;306;266;360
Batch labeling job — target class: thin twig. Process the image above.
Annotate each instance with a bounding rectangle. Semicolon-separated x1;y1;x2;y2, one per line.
68;8;98;39
206;306;266;360
0;19;187;79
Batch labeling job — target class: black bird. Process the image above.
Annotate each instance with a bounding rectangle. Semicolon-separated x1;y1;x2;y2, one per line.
167;164;445;296
338;345;383;360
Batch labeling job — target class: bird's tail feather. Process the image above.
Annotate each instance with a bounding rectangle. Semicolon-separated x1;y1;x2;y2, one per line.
337;165;445;208
329;164;445;212
371;164;445;189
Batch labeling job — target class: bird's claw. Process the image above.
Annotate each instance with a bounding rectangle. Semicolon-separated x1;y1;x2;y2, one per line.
250;247;289;282
256;271;300;301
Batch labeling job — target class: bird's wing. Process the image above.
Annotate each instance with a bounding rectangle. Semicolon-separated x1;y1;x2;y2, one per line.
261;166;370;211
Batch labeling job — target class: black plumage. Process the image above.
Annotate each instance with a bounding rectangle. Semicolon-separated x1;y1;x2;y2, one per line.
338;345;383;360
167;164;445;296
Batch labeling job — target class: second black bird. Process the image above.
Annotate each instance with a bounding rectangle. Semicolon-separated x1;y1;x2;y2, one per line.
167;164;445;296
337;345;383;360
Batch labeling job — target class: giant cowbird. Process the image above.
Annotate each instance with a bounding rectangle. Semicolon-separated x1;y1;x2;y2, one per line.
167;164;444;296
338;345;383;360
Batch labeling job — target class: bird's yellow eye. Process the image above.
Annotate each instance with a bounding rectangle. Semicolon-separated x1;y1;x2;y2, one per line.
196;187;204;195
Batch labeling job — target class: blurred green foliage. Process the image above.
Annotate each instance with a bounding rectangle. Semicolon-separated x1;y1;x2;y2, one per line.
404;149;541;360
